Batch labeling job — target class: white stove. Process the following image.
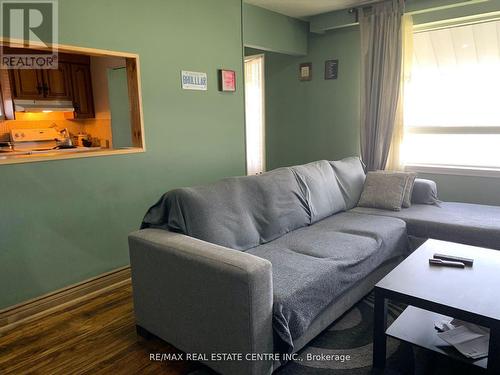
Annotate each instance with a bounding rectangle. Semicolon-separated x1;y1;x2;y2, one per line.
10;128;60;151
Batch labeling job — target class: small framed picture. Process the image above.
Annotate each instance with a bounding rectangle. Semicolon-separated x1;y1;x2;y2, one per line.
299;63;312;81
218;69;236;92
325;59;339;80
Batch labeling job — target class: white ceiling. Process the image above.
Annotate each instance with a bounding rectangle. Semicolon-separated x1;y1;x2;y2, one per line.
244;0;373;18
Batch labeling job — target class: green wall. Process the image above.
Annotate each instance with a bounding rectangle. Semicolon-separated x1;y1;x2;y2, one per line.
264;26;361;170
0;0;245;309
243;3;308;56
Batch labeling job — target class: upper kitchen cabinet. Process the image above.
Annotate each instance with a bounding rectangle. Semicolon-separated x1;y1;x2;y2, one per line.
42;63;72;100
70;63;94;119
10;63;72;100
10;69;44;99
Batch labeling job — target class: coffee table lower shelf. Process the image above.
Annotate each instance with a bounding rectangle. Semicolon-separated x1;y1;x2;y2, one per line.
386;305;488;370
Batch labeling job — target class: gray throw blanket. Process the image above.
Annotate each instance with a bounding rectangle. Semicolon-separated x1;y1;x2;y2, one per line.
141;167;310;250
247;211;409;353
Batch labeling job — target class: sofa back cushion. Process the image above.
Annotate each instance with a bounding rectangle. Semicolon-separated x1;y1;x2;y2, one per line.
141;167;310;250
291;160;346;223
329;156;366;209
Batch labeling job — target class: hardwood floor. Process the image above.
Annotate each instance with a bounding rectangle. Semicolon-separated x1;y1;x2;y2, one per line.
0;282;211;375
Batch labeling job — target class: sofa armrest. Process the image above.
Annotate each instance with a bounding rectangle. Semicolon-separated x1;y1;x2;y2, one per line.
128;229;274;375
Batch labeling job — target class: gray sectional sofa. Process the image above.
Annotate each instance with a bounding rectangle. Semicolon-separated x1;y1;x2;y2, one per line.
128;157;500;375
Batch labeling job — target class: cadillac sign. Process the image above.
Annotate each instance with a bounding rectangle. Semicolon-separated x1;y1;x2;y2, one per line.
181;70;207;91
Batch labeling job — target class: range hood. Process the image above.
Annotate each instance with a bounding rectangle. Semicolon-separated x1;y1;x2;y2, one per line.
14;99;75;113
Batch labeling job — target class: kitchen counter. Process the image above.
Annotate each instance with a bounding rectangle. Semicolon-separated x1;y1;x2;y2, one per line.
0;146;144;165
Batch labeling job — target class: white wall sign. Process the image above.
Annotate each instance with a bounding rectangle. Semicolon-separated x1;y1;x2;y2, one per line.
181;70;207;91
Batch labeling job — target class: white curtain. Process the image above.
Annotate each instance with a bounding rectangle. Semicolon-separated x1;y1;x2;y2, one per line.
386;14;414;171
244;55;265;175
360;0;405;171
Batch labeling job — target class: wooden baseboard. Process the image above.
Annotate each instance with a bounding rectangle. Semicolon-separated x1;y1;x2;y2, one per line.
0;266;131;334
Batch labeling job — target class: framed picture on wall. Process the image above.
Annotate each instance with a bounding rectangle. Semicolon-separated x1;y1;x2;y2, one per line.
299;62;312;81
218;69;236;92
325;59;339;80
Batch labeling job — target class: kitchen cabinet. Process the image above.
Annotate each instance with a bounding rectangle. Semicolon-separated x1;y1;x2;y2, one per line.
10;63;72;100
70;63;94;119
42;63;72;100
10;69;44;99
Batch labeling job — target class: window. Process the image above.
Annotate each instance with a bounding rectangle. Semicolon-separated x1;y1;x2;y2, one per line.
402;20;500;170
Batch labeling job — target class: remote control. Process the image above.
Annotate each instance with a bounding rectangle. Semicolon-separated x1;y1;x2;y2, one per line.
433;253;474;267
429;258;465;268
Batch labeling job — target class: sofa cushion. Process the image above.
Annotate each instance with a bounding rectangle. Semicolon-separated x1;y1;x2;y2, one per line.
291;160;346;223
141;167;310;250
412;178;440;205
358;171;408;211
351;202;500;250
329;156;366;210
246;212;409;352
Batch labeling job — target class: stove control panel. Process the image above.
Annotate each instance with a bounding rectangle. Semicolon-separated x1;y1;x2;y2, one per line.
10;128;60;142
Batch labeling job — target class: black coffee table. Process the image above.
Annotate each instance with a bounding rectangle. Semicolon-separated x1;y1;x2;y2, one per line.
373;239;500;373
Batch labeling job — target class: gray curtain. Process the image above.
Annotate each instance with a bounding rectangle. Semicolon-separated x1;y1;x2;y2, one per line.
359;0;404;171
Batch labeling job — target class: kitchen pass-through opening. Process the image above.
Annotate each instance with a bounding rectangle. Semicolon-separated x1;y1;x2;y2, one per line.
0;41;144;165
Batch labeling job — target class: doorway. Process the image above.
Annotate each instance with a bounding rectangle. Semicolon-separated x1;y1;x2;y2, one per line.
244;54;265;175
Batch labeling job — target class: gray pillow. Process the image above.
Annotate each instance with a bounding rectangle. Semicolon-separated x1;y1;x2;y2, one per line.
329;156;366;210
380;171;417;208
292;160;346;223
358;171;408;211
411;178;440;205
